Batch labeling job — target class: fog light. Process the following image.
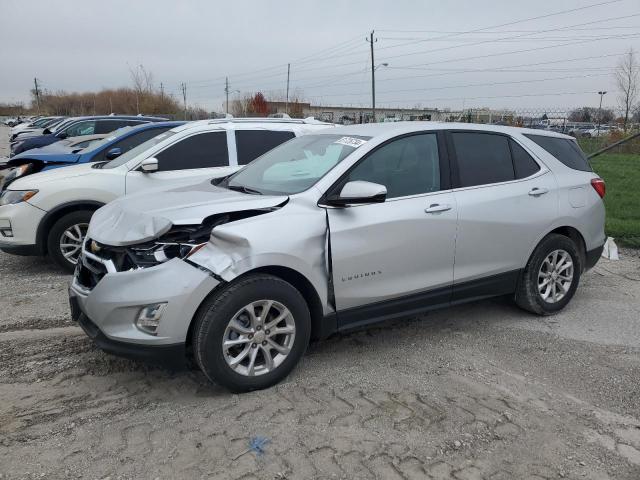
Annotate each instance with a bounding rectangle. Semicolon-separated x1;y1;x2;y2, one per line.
136;303;167;335
0;228;13;237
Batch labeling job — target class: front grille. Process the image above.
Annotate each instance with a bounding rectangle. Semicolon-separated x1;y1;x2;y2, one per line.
76;255;108;290
74;239;117;291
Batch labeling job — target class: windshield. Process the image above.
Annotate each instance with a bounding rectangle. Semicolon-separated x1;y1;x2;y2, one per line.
225;134;369;195
102;130;177;168
79;126;133;153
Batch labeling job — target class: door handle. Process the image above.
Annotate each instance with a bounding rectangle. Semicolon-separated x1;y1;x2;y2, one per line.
528;187;549;196
425;203;452;213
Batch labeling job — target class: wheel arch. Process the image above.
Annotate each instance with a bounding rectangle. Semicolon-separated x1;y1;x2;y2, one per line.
36;200;104;254
185;265;330;352
527;225;587;272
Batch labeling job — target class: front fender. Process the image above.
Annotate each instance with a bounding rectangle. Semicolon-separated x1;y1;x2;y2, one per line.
187;204;331;314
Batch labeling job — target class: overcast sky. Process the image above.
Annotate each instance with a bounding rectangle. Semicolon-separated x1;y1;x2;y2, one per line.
1;0;638;113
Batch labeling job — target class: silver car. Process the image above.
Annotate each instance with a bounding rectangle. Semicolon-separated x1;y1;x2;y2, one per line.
69;122;606;392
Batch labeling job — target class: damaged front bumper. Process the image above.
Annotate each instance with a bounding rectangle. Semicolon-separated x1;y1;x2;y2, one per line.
69;242;221;365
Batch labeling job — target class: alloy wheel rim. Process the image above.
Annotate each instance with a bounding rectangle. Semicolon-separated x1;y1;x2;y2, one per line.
222;300;296;377
538;249;574;303
59;223;89;265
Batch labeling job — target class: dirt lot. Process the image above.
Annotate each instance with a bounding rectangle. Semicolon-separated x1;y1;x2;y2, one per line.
1;127;640;479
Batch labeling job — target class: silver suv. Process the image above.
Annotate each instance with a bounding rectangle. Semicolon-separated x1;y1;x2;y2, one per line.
69;122;606;392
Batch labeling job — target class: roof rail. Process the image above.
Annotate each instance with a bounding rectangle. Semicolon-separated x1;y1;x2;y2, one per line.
206;116;329;125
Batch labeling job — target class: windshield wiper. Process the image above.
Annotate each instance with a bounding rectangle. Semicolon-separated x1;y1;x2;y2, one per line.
226;184;263;195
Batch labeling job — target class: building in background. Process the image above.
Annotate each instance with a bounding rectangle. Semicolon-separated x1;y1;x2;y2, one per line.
265;101;449;124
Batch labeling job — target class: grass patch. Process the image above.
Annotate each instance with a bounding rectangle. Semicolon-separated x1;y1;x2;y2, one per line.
590;153;640;248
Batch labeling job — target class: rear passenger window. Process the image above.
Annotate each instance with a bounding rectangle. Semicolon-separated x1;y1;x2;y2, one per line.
155;132;228;171
510;140;540;179
235;130;295;165
523;134;591;172
451;132;514;187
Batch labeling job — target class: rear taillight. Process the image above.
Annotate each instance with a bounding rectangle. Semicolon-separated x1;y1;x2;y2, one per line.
591;178;606;198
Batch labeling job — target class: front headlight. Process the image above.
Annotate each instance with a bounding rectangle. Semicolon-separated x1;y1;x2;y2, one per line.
0;190;38;206
129;241;207;266
3;164;33;184
13;164;33;178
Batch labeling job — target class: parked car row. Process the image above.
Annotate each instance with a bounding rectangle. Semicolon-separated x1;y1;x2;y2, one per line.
9;115;168;157
1;118;607;392
1;117;331;270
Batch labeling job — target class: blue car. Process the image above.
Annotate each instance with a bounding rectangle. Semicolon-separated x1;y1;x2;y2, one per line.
2;121;184;190
10;115;169;156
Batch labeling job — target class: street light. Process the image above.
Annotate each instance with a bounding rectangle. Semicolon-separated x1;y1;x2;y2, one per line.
371;62;388;123
597;91;607;133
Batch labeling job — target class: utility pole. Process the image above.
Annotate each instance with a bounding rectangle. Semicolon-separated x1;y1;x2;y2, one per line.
366;31;377;123
285;63;290;115
597;90;607;133
33;78;41;114
181;82;187;120
225;77;230;115
160;82;164;101
109;96;113;114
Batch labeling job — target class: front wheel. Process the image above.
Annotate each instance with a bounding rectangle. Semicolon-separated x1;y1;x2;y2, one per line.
47;210;92;273
193;274;311;392
515;234;582;315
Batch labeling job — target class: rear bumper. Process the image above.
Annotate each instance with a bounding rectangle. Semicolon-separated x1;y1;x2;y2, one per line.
585;244;604;271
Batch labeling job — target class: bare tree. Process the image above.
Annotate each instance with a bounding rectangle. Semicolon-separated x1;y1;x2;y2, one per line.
129;64;154;93
615;48;638;132
230;93;252;117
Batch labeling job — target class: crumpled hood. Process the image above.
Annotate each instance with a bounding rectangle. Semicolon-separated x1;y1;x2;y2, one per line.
88;180;289;246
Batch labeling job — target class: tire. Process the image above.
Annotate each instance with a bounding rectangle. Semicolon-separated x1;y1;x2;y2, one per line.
515;233;582;315
193;274;311;392
47;210;92;273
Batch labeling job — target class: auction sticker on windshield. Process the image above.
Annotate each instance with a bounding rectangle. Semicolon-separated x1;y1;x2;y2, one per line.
334;136;367;148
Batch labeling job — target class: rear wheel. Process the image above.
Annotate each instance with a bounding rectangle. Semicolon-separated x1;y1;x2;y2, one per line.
47;210;92;273
515;234;582;315
193;274;311;392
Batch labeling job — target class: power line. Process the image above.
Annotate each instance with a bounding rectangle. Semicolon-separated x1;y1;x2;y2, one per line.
376;0;620;38
376;25;640;35
303;72;612;99
193;11;639;91
183;33;368;87
189;51;626;95
180;1;622;91
376;13;640;61
184;29;637;97
383;32;640;69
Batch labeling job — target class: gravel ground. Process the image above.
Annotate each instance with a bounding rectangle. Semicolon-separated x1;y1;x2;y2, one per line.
0;126;639;479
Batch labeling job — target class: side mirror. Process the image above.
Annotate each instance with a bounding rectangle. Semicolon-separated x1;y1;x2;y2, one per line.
57;131;68;139
105;147;122;160
140;157;159;173
42;128;51;135
327;180;387;207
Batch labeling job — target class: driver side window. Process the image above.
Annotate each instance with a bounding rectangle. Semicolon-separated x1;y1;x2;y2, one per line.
345;133;441;199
